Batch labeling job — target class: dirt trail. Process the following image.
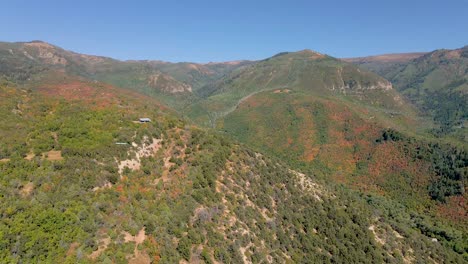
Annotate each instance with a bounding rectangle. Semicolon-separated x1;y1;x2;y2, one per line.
122;228;146;244
122;228;150;264
208;88;279;127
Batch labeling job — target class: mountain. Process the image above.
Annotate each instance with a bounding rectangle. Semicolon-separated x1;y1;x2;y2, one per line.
0;41;250;108
0;41;413;124
344;52;427;63
0;80;465;263
342;52;427;77
188;48;467;235
187;49;414;126
220;88;466;211
0;41;115;79
151;46;466;226
346;46;468;139
0;41;467;262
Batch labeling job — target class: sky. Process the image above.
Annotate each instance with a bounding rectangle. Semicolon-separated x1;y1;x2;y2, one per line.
1;0;467;62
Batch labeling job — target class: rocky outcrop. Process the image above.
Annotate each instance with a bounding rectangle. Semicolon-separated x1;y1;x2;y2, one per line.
147;72;192;93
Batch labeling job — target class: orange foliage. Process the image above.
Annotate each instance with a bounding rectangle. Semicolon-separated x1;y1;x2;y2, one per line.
34;73;167;111
437;196;468;224
367;142;432;189
115;185;124;193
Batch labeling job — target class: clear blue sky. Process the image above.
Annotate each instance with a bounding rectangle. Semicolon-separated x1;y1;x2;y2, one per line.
1;0;467;62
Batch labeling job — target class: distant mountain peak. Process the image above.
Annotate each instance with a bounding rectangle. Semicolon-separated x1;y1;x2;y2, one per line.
297;49;324;55
27;40;48;43
204;60;249;66
271;49;325;60
23;41;56;49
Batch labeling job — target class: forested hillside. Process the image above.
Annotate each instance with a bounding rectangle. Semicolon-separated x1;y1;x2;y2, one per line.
186;50;409;127
0;41;249;109
219;89;467;222
347;46;468;139
0;80;466;263
0;41;467;263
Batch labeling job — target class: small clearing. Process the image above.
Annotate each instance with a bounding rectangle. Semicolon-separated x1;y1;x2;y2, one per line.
89;235;111;260
43;150;63;161
289;169;329;201
368;225;385;245
66;242;80;257
92;182;112;192
123;228;146;245
393;229;404;239
239;242;253;264
118;137;162;175
20;182;34;197
24;152;35;160
122;228;149;264
128;251;151;264
273;89;291;94
0;158;10;163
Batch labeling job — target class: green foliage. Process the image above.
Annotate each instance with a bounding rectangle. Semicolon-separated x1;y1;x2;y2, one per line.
352;46;468;139
377;129;467;202
176;236;191;260
0;43;466;263
376;129;404;142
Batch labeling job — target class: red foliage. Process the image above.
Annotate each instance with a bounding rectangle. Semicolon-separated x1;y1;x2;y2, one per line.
115;185;124;193
437;196;468;224
34;73;167;111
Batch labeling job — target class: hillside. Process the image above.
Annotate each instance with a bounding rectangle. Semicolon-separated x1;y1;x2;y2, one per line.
0;41;416;125
342;52;427;77
219;89;466;214
0;41;250;109
0;41;467;263
347;46;468;139
187;49;413;126
0;80;466;263
194;49;467;245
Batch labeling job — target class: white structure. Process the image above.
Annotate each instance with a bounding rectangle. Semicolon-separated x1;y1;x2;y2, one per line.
139;118;151;123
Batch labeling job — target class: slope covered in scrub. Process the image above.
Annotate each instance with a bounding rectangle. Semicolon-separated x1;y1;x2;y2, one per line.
0;83;465;263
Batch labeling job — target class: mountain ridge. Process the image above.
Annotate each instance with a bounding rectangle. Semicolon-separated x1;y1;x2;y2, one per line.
347;45;467;139
0;40;467;263
343;52;428;63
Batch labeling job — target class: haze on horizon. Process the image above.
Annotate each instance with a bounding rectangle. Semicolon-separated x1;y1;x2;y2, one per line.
1;0;467;63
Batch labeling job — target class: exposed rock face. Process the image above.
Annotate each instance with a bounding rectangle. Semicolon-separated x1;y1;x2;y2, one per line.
24;41;68;65
147;72;192;93
337;80;393;91
330;67;393;93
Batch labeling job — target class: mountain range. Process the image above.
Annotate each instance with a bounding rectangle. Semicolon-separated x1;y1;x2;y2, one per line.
0;41;466;263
